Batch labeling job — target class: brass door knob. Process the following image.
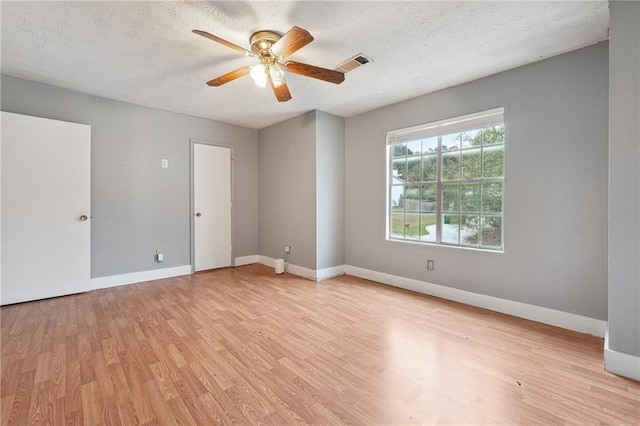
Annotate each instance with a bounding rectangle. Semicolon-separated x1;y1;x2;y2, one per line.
195;212;202;217
79;215;88;221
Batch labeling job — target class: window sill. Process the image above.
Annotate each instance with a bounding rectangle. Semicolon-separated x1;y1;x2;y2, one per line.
386;237;505;254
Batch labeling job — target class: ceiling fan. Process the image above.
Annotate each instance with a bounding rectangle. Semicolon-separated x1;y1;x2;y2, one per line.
193;26;345;102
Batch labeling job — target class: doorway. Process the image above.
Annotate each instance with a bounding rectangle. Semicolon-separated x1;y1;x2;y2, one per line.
192;141;233;272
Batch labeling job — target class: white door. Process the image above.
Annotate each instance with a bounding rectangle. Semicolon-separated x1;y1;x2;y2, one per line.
194;143;232;271
1;112;91;305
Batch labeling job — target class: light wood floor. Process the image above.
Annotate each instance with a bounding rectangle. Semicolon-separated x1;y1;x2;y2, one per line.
1;264;638;425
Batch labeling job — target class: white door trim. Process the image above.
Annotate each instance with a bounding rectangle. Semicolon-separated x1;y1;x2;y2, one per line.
189;138;235;273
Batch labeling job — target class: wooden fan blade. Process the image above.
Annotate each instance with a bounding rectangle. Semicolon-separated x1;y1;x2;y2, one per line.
284;61;345;84
269;76;292;102
206;66;252;87
193;29;254;57
270;26;314;59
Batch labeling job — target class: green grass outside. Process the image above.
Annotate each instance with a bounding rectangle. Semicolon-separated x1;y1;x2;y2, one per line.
391;210;437;237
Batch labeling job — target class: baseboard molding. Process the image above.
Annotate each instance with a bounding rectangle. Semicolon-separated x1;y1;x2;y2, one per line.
604;328;640;380
317;265;346;281
345;265;607;338
234;255;258;267
256;256;344;281
91;265;192;291
286;263;318;281
258;255;275;268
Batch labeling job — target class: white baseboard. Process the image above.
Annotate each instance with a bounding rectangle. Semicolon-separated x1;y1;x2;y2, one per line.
604;328;640;380
256;256;344;281
345;265;607;338
234;255;258;267
258;255;275;268
91;265;192;290
317;265;346;281
286;263;318;281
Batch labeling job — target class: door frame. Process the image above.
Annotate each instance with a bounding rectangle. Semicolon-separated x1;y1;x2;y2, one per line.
189;138;235;273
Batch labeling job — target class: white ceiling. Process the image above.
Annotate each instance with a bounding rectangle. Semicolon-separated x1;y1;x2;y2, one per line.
1;1;609;129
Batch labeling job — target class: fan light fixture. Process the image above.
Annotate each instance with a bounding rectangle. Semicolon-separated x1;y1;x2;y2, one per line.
193;26;346;102
249;63;285;88
269;63;285;88
250;64;267;87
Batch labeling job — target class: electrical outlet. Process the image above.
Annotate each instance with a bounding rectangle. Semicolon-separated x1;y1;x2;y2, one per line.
285;245;291;254
427;259;434;270
156;249;164;262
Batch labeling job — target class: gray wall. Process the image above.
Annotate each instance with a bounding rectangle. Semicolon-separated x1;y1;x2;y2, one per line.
258;110;345;272
1;75;258;278
345;43;609;320
258;111;317;270
316;111;345;270
608;2;640;356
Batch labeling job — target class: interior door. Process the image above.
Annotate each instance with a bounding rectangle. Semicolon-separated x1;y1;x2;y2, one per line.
1;112;91;305
194;143;232;271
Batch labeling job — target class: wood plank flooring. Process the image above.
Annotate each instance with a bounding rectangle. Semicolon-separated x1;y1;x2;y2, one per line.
1;264;639;425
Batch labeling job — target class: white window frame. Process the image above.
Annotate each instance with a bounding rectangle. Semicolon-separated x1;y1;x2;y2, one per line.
386;107;505;251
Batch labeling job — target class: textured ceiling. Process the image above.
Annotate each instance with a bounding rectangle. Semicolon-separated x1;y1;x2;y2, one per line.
1;1;609;129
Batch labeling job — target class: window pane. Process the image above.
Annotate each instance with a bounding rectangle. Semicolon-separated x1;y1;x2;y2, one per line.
480;216;502;248
390;185;404;208
407;156;421;182
461;129;482;149
482;145;504;178
442;151;460;181
420;184;437;212
442;183;459;212
481;182;502;213
422;154;437;182
461;148;481;179
421;213;436;242
421;137;438;154
390;211;405;239
404;213;420;240
406;140;421;155
460;183;480;212
404;186;420;212
441;133;460;152
392;157;406;181
482;125;504;146
460;214;480;247
441;214;460;244
392;143;407;157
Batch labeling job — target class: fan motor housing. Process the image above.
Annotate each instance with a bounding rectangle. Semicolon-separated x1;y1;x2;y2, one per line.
250;31;282;55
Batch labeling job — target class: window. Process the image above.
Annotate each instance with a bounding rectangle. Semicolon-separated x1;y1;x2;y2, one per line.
387;108;505;250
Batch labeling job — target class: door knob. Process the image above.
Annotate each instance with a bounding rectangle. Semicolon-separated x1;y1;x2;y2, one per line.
79;215;88;221
195;212;202;217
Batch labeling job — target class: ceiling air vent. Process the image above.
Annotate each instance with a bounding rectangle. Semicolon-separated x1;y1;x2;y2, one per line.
335;54;372;73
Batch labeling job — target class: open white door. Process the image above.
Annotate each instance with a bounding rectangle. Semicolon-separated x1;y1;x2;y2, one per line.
194;143;232;271
1;112;91;305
